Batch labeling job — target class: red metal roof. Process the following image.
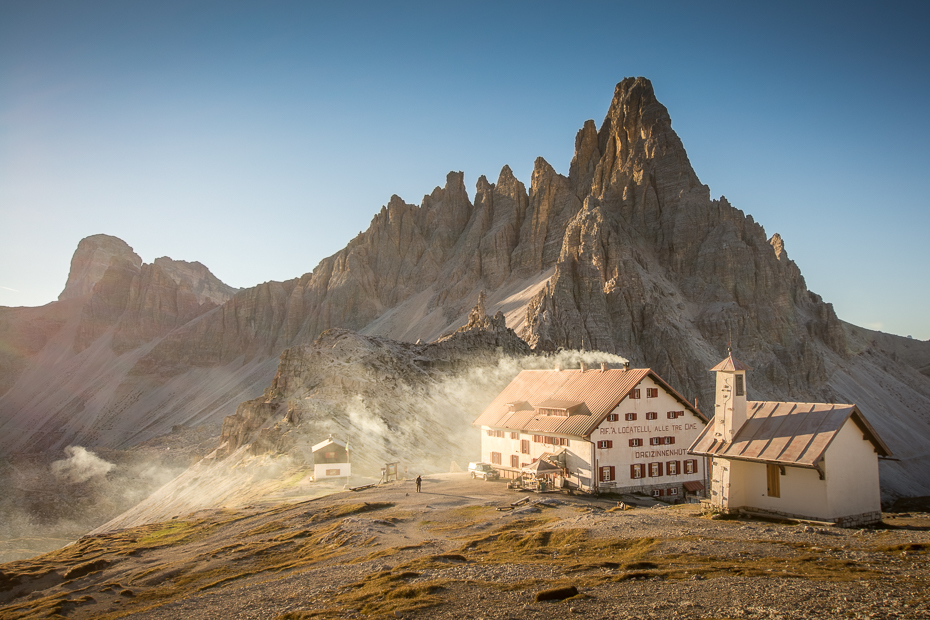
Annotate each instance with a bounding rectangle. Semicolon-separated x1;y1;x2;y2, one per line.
474;368;705;438
688;401;893;467
683;480;705;493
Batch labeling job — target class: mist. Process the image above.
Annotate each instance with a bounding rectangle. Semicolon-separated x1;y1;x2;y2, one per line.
0;434;213;563
0;344;634;551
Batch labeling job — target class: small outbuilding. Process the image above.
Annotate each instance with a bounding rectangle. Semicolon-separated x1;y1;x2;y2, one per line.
312;435;351;480
689;351;894;527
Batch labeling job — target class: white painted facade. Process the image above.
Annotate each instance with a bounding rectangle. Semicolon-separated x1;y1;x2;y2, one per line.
480;373;706;498
314;462;351;479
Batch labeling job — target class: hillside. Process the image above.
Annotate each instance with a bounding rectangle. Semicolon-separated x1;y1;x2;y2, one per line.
1;475;928;620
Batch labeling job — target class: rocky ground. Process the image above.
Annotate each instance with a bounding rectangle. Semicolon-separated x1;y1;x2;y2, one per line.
1;473;928;620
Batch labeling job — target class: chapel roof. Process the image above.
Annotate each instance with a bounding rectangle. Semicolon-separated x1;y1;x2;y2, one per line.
688;401;893;467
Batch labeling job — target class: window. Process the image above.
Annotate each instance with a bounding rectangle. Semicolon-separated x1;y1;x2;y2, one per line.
599;466;615;482
649;462;663;477
496;430;504;437
510;455;519;468
625;413;637;421
652;489;664;497
520;439;530;454
630;464;644;479
597;440;613;449
646;411;657;420
684;459;697;474
650;437;662;446
491;452;501;465
736;374;744;396
510;432;519;440
533;435;544;443
667;410;684;419
663;436;675;445
766;464;781;498
646;388;658;398
486;430;493;436
607;413;619;422
667;487;679;496
629;438;643;447
629;388;641;399
666;461;679;475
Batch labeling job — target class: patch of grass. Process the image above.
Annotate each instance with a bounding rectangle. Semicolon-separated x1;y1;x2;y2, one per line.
239;519;290;538
352;543;426;564
877;542;928;553
300;502;394;524
136;520;213;547
321;569;449;617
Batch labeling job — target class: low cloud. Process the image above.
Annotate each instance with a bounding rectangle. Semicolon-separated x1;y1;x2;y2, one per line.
50;446;115;483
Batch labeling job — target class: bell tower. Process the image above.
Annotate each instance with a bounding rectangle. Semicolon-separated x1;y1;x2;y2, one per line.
710;348;751;442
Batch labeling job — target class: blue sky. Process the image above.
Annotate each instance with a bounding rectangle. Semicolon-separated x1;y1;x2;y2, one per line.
1;1;928;339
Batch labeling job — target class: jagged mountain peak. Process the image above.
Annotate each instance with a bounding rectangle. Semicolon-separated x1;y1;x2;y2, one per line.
58;234;142;301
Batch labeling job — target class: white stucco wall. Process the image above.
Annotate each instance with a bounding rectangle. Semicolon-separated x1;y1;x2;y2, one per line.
727;459;830;518
593;375;705;492
716;419;882;521
480;429;574;467
314;463;350;479
824;420;882;518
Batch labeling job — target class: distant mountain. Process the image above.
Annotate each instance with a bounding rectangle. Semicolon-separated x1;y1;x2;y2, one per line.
1;77;928;499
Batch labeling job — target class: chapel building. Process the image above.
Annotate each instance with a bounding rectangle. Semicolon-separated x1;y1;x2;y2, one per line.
688;351;893;527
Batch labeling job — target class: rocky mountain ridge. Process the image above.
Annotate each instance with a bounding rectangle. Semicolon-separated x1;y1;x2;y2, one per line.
1;77;928;499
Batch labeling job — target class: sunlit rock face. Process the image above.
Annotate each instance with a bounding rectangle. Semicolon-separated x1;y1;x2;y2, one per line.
58;234;142;302
1;77;929;500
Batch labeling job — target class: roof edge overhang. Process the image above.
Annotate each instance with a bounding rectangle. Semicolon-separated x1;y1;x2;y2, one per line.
687;449;822;470
647;370;708;423
849;408;894;458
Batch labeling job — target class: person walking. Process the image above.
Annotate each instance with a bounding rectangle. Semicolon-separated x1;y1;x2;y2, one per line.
415;475;422;493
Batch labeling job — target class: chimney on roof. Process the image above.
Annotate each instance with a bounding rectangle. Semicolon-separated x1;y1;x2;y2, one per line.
623;361;630;371
580;361;587;372
600;362;607;372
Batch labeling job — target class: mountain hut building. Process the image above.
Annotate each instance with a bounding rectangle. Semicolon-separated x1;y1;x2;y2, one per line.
312;436;351;480
473;364;708;499
688;351;893;527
